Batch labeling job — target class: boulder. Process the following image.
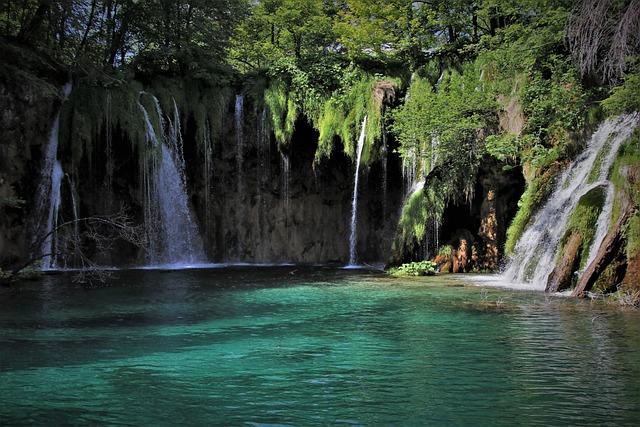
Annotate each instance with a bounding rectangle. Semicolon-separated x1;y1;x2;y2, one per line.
546;232;582;293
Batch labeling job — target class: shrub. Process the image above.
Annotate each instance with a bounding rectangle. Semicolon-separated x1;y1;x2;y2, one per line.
389;261;437;277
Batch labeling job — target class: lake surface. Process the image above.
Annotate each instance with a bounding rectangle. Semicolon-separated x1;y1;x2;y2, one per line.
1;267;640;426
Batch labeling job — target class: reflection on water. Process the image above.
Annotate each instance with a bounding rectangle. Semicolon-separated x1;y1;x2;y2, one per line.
1;268;639;425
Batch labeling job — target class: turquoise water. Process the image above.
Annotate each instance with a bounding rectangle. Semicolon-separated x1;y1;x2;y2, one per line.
1;268;640;426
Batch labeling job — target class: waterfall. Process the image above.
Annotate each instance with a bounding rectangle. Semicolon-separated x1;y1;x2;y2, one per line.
257;108;271;186
105;91;113;195
40;161;63;269
430;135;439;172
67;174;80;249
503;113;639;288
348;116;368;266
281;151;291;225
402;146;417;197
202;117;214;241
381;126;388;220
34;83;72;270
256;108;270;261
235;95;244;193
138;93;205;265
234;95;244;259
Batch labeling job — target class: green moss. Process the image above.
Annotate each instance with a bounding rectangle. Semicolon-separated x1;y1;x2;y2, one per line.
316;99;344;159
610;129;640;259
264;81;298;147
438;245;453;257
627;215;640;259
313;75;397;165
505;164;560;254
391;180;449;262
59;76;233;169
60;79;145;167
562;186;606;269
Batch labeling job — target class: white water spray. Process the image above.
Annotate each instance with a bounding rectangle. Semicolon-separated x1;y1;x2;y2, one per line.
35;83;72;270
503;113;639;288
138;93;205;265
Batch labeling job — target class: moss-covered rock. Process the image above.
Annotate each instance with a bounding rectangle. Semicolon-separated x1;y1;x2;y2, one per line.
562;185;606;269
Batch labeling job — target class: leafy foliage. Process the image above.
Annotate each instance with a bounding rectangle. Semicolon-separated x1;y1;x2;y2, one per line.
388;261;437;277
0;1;248;77
602;63;640;115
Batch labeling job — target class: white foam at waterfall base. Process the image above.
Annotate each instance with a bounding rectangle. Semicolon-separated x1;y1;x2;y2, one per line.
348;116;368;266
502;113;640;290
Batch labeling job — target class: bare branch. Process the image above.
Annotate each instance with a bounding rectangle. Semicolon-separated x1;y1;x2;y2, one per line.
567;0;640;83
5;207;146;284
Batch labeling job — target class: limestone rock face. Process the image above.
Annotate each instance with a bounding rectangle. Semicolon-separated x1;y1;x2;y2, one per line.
0;70;404;267
497;94;525;136
0;47;65;268
479;189;499;271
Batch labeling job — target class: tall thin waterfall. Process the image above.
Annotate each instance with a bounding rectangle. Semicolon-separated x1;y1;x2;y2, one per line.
381;127;388;220
348;116;368;266
202;117;214;240
234;95;244;259
105;91;114;196
41;161;63;269
256;108;270;260
235;95;244;193
402;141;419;198
34;83;72;270
503;114;639;287
281;151;291;226
430;135;439;172
138;93;205;265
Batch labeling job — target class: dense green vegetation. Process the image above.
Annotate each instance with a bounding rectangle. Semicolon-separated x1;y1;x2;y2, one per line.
1;0;638;268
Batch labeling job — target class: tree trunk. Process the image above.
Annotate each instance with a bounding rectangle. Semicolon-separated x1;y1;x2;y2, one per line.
17;0;52;43
76;0;98;60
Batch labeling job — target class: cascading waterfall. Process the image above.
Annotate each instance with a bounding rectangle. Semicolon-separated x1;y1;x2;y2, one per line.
34;83;72;270
138;93;205;265
503;113;639;288
348;116;368;266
